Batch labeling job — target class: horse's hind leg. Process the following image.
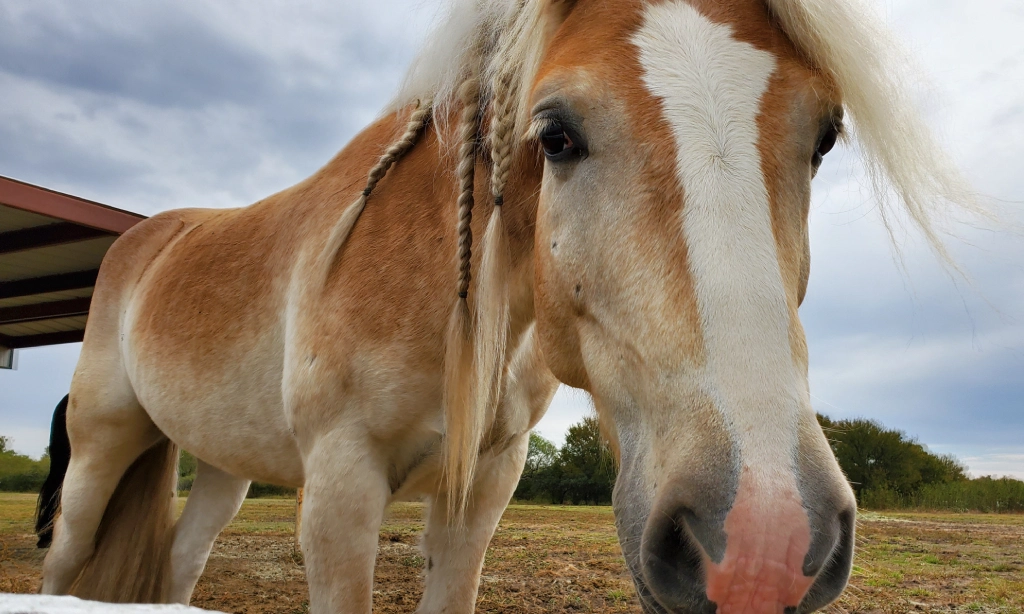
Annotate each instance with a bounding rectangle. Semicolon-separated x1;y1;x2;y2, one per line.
41;389;163;594
167;460;250;604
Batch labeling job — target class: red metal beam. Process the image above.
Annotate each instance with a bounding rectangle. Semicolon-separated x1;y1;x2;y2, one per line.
0;297;92;325
0;223;111;255
0;175;144;234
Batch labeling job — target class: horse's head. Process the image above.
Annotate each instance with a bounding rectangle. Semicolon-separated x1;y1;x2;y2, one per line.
528;0;855;611
405;0;973;608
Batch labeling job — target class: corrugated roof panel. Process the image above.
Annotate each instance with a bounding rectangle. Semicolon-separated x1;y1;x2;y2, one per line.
0;315;88;337
0;203;58;233
0;236;116;282
0;288;93;309
0;177;145;348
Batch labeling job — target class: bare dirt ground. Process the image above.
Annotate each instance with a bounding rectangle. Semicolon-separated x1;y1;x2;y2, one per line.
1;494;1021;613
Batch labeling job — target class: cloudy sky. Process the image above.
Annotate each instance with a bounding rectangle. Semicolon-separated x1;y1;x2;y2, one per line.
1;0;1021;478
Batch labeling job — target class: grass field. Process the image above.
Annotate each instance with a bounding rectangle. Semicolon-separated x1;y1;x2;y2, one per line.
1;493;1021;613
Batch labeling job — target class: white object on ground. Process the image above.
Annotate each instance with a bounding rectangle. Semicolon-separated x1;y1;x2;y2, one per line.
0;594;225;614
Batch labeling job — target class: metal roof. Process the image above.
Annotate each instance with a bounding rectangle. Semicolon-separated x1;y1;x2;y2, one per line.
0;176;146;351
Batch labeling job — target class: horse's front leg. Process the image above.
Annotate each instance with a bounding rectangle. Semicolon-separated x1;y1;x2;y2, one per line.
417;432;529;614
301;428;390;614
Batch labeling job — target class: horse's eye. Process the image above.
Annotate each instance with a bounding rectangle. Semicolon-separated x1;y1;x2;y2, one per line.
813;124;840;168
539;122;583;162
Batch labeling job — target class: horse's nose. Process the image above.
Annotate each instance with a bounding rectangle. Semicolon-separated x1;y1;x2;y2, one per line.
641;485;856;613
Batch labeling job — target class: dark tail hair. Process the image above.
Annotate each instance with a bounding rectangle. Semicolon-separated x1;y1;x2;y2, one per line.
36;394;71;548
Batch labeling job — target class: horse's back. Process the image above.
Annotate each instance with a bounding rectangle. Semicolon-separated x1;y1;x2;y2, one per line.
79;202;308;484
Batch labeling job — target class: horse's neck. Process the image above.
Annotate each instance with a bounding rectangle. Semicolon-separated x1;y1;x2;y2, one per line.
311;106;543;344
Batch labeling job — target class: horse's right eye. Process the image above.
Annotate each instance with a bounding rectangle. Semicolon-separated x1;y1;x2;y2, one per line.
541;124;572;157
539;122;586;163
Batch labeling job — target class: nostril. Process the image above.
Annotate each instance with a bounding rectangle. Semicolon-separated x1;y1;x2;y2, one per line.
679;508;727;564
641;508;718;614
800;507;856;612
803;510;843;577
638;507;720;614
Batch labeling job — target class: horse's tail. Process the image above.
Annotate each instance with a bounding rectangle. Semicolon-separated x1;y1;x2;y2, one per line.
71;438;179;603
36;394;71;548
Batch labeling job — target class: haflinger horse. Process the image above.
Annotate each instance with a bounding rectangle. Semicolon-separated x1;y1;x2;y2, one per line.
36;0;978;612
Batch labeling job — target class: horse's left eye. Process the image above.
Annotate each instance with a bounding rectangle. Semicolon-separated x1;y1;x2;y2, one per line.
813;122;841;168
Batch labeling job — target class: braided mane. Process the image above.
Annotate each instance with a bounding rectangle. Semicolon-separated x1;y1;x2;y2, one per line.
388;0;556;513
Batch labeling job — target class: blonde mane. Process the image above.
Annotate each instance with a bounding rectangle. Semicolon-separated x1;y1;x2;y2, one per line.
391;0;552;144
386;0;559;514
379;0;985;513
765;0;985;266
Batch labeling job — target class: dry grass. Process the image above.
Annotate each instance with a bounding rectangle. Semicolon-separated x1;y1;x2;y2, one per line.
0;494;1021;613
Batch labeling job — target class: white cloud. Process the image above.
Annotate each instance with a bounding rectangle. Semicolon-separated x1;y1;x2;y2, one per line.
960;454;1024;481
534;386;594;447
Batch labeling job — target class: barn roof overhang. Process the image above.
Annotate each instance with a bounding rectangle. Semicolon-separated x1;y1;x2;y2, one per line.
0;175;146;361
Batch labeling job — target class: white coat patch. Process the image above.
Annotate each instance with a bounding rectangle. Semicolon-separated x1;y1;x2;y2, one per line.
633;2;803;484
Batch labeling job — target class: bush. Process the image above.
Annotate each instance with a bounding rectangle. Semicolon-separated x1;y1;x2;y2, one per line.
247;482;296;498
178;474;196;493
860;486;904;510
859;478;1024;513
179;450;198;478
0;436;50;492
907;477;1024;513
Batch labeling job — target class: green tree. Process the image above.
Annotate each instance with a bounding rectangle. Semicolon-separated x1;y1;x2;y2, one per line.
817;414;969;503
524;432;558;475
514;432;560;501
916;450;967;485
558;416;617;505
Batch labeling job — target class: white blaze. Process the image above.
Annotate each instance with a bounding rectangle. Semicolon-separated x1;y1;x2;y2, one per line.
633;2;803;481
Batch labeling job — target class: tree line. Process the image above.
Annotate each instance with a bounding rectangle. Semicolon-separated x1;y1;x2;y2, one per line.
0;436;50;492
177;451;294;498
817;415;1024;512
512;414;1024;512
3;413;1024;512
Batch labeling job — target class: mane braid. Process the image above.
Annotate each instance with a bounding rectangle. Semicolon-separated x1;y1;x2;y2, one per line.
452;69;514;513
318;100;433;285
443;77;483;515
454;78;481;300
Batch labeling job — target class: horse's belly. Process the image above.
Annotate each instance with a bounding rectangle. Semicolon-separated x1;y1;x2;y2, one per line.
125;336;304;487
119;210;305;485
